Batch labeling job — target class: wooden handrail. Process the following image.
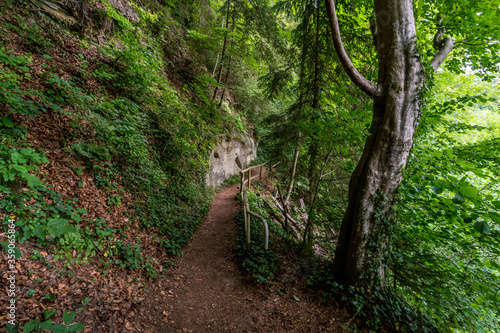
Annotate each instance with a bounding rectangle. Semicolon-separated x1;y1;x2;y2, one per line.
240;161;270;191
247;210;269;250
241;174;260;185
240;161;268;173
240;161;270;250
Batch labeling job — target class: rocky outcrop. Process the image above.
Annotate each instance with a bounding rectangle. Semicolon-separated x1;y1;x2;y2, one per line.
107;0;139;22
33;0;138;35
34;0;80;25
206;136;257;189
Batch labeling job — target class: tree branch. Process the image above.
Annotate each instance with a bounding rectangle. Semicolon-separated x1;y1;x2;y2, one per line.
454;40;488;47
325;0;376;97
430;26;455;71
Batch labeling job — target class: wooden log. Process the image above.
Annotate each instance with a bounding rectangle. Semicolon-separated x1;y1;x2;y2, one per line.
269;196;306;232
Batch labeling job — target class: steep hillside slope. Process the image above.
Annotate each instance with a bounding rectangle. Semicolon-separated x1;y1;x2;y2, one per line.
0;0;270;330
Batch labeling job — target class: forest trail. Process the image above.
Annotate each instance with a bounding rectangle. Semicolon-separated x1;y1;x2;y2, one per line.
138;168;345;332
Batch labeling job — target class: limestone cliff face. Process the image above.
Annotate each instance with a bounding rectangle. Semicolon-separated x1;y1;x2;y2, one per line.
206;136;257;189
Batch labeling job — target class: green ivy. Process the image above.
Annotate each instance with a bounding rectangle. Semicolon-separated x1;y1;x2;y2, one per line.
234;209;279;284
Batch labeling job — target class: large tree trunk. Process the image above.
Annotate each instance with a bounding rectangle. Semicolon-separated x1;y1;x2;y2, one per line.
328;0;425;287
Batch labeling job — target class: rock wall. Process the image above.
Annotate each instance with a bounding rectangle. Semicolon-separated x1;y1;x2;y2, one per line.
206;136;257;189
33;0;138;37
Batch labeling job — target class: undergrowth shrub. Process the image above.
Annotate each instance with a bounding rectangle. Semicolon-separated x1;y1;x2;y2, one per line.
234;210;278;284
307;263;439;332
0;1;220;277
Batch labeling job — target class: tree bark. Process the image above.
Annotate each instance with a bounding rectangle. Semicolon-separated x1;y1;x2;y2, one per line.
325;0;376;96
212;17;226;77
308;1;321;205
218;55;232;108
327;0;425;287
285;135;300;205
218;12;236;108
213;0;231;100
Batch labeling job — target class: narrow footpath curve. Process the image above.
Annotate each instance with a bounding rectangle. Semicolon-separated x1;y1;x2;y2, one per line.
139;169;345;332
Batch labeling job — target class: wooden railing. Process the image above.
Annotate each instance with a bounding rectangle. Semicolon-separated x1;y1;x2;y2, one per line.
240;162;266;192
239;161;279;250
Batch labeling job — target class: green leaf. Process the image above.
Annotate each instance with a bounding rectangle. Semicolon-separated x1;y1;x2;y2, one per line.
473;221;491;235
43;308;57;319
459;186;479;200
6;322;19;333
45;293;57;301
63;311;76;326
50;323;67;333
67;323;84;332
11;164;28;174
71;213;82;223
22;321;36;333
0;116;14;127
492;201;500;209
47;219;76;237
27;288;36;297
24;174;44;188
39;320;53;330
432;186;443;194
33;227;46;240
488;212;500;224
42;54;52;60
1;241;22;258
82;296;90;305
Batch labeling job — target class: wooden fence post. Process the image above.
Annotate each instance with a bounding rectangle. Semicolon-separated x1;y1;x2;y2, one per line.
246;212;251;244
240;172;243;193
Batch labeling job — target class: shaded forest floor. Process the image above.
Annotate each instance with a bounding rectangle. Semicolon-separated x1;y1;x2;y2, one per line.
0;168;359;332
136;169;351;332
0;8;356;329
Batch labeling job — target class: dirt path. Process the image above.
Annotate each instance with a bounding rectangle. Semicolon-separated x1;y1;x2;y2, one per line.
139;170;345;332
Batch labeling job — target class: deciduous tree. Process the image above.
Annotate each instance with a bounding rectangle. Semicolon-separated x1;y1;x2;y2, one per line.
325;0;499;287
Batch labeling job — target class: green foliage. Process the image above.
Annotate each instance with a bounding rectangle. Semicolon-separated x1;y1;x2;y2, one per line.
0;143;48;192
0;0;218;278
0;47;47;118
21;311;84;333
307;263;438;332
105;240;160;278
234;210;279;284
221;173;241;187
259;1;500;331
415;0;500;78
392;72;500;332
